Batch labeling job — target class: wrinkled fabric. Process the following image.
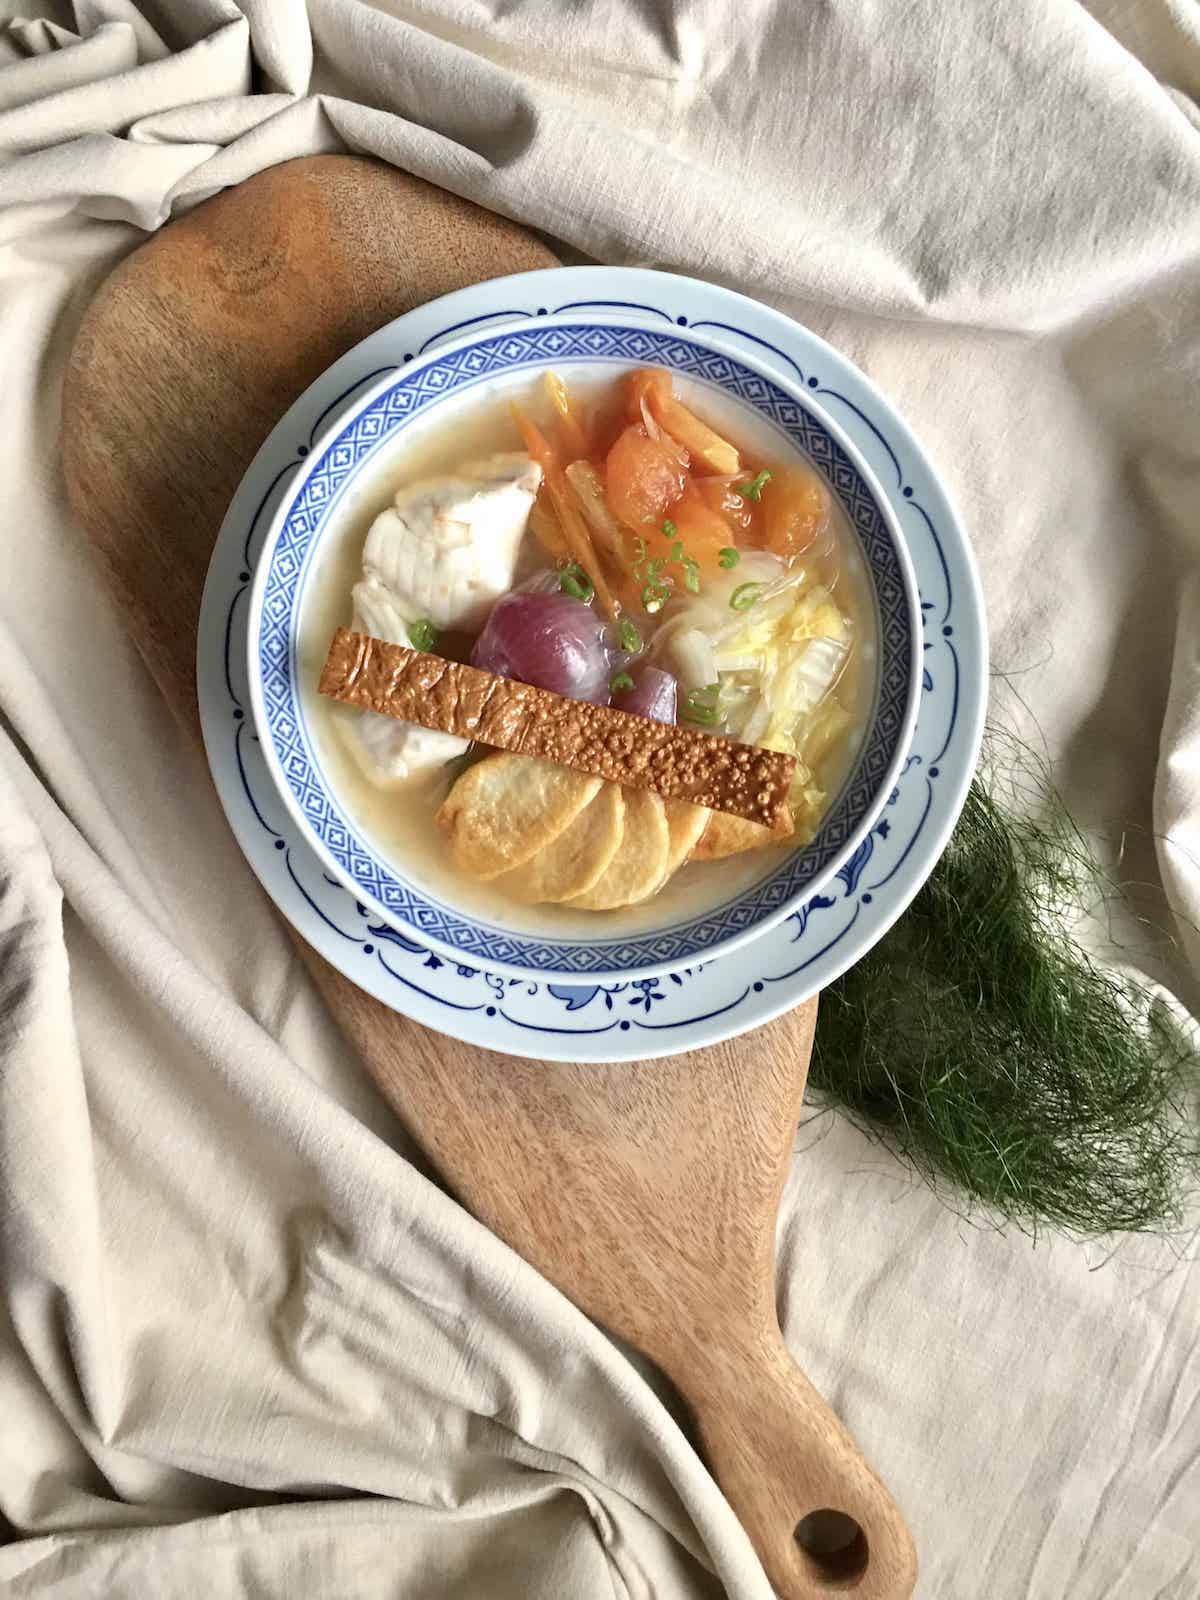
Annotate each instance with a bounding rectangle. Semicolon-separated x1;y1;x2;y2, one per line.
2;3;1199;1597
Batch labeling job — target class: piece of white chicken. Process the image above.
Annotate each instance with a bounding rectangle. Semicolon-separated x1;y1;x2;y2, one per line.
338;706;467;788
339;451;542;788
354;452;543;634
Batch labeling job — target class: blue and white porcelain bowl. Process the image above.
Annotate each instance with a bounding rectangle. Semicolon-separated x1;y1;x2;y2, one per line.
246;316;922;984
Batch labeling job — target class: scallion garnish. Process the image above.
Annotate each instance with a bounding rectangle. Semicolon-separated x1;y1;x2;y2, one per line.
641;581;670;614
559;561;594;602
407;618;438;652
718;546;740;569
646;556;666;579
683;682;722;726
610;671;634;693
617;618;643;653
669;539;684;562
662;519;677;538
683;558;701;594
730;581;764;611
735;469;772;502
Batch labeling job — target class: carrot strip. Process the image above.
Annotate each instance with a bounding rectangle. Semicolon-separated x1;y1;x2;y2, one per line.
511;402;560;477
545;372;590;460
650;392;741;476
623;368;739;474
625;367;672;424
565;459;645;613
528;498;568;560
565;460;623;568
546;472;621;620
512;403;619;619
508;400;620;617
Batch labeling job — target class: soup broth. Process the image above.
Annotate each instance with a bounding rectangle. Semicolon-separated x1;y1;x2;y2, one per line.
299;366;878;932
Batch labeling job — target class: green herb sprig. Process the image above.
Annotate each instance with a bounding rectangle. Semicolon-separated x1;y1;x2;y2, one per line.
407;619;438;652
735;469;772;501
730;581;764;611
810;735;1200;1236
618;619;643;653
559;562;594;602
630;520;705;603
682;682;722;726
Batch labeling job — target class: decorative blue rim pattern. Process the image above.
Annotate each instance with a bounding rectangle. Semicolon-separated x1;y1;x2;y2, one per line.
202;266;986;1060
250;321;920;978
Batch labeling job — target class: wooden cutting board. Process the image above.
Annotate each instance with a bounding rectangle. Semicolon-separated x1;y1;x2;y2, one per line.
61;155;916;1600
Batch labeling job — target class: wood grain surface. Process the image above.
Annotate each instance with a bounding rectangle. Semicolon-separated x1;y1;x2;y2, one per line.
61;155;916;1600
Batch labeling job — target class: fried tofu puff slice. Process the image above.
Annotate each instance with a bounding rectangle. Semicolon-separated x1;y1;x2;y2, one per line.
567;788;670;910
660;799;711;879
438;755;601;880
691;811;788;861
494;784;625;903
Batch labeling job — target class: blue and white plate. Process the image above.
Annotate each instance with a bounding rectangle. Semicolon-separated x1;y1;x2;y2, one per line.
247;317;920;983
199;267;986;1061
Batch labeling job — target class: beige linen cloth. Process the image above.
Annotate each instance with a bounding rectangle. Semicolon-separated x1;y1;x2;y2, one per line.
2;3;1199;1596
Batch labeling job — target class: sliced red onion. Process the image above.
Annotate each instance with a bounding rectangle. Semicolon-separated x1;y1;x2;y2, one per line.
472;590;615;704
618;664;677;724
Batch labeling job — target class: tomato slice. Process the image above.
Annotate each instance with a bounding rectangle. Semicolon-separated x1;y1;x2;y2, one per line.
605;424;688;528
652;480;735;579
760;466;830;562
696;476;754;535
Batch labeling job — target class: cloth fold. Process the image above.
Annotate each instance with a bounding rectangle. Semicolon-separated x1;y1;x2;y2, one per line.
1;3;1198;1596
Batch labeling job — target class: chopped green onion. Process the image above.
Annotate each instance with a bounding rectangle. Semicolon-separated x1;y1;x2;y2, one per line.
641;581;670;614
735;469;772;502
407;618;438;652
633;535;648;564
610;671;634;693
718;546;740;569
662;519;677;538
730;581;764;611
683;558;701;594
683;682;722;726
618;618;643;653
647;556;666;579
559;561;594;602
669;539;684;562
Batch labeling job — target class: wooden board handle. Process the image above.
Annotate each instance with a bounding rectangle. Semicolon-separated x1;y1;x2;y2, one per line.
683;1328;917;1599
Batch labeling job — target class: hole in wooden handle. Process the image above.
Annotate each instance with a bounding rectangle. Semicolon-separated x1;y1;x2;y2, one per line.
795;1509;870;1586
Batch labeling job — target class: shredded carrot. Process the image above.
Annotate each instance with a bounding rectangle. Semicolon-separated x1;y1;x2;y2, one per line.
546;474;620;619
626;367;740;475
528;498;568;560
512;402;620;619
565;460;644;612
651;393;740;476
545;372;590;460
625;368;672;424
565;461;623;568
511;402;560;477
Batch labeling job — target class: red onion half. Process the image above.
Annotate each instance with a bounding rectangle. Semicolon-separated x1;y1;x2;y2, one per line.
616;664;677;724
472;591;615;705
